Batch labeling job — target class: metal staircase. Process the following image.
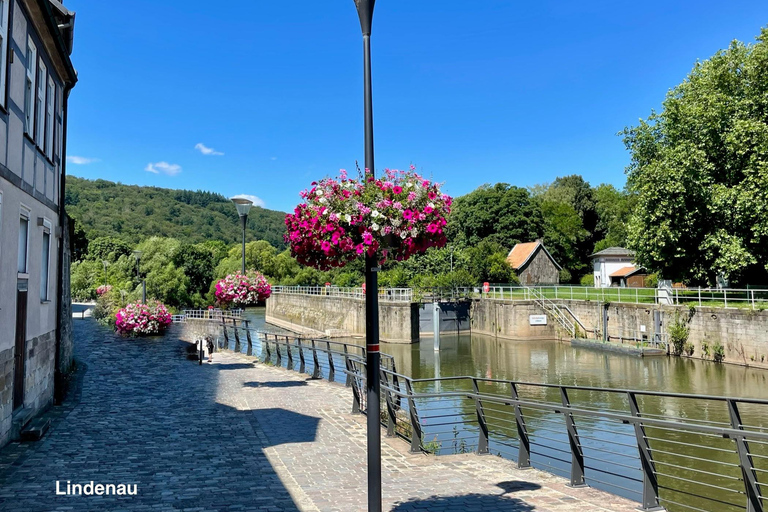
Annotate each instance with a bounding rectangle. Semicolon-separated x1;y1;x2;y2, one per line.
526;287;589;338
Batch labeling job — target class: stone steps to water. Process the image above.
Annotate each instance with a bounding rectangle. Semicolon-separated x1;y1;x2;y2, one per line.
20;417;50;442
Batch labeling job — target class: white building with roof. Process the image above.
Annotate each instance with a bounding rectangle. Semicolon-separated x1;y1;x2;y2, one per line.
590;247;638;288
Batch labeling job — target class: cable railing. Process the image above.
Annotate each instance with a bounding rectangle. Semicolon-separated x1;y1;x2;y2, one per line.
199;317;768;512
271;285;413;302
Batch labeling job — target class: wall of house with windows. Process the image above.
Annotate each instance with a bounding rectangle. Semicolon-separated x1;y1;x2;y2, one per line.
0;0;69;447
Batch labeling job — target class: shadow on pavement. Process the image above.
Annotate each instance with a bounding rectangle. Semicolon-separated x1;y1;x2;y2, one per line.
496;480;542;493
243;380;308;388
391;493;536;511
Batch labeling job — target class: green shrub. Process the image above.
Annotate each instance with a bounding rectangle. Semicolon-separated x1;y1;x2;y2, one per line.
580;274;594;287
713;342;725;363
668;313;690;356
684;342;694;356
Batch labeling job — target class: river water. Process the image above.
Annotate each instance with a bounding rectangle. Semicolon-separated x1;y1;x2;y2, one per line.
242;307;768;512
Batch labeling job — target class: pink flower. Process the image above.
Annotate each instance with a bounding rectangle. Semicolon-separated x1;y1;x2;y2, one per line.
392;186;403;195
428;191;437;200
403;210;414;220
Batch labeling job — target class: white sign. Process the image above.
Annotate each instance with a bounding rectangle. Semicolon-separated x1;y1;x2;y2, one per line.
529;315;548;326
640;325;646;333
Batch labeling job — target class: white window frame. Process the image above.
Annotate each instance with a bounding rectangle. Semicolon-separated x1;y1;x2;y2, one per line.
40;219;51;301
36;59;46;147
0;0;9;109
46;77;54;158
18;208;30;274
24;37;36;135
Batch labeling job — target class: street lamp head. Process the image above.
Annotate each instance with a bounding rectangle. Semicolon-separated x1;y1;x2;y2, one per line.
354;0;375;36
231;196;254;217
133;250;142;261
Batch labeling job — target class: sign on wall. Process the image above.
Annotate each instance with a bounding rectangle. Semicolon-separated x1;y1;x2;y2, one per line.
529;315;547;326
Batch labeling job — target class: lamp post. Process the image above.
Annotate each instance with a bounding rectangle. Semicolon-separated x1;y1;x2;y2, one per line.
102;260;108;288
231;197;254;275
133;250;146;304
353;1;381;511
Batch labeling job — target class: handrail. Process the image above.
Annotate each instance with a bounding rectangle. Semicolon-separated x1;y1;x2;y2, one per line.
201;316;768;512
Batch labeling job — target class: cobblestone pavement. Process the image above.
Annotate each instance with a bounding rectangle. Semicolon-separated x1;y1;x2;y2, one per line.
0;320;640;512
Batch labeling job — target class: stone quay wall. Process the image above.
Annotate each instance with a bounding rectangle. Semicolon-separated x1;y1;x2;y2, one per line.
266;293;419;343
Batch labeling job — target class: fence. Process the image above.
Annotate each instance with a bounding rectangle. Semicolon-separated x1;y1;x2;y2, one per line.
447;285;768;309
203;318;768;512
271;285;413;302
175;308;243;323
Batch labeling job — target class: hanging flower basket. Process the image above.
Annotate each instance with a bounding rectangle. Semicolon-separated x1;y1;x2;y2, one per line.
214;271;272;307
285;167;452;270
115;300;172;336
96;284;113;296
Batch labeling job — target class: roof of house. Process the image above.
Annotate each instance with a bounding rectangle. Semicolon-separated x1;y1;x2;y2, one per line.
506;241;562;271
590;247;635;259
609;266;645;278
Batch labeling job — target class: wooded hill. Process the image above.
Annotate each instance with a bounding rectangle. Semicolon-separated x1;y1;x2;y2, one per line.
65;176;288;249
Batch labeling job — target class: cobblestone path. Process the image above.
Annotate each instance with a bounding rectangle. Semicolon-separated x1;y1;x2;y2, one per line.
0;320;639;512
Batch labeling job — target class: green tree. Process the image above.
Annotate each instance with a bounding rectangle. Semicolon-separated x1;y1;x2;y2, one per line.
87;236;132;262
447;184;543;249
623;28;768;284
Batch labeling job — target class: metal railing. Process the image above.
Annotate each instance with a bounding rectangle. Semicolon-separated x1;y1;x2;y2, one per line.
271;285;413;302
204;317;768;512
452;285;768;309
177;308;243;322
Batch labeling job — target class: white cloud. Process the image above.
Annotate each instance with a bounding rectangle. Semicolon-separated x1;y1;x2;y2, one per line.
145;161;182;176
67;156;99;165
195;143;224;156
231;194;265;208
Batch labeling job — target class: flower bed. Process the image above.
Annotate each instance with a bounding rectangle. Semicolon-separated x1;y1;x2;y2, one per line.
115;300;172;336
96;284;113;296
214;271;272;307
285;167;452;270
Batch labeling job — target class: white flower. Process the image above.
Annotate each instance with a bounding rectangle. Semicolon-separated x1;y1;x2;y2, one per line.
400;231;407;239
345;214;352;222
405;182;413;188
391;218;402;227
372;210;380;218
323;209;330;215
372;223;380;231
319;197;328;204
411;228;418;237
428;202;435;209
316;189;324;196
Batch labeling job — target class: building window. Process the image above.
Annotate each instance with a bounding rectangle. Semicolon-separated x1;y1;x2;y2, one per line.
0;0;8;108
41;230;50;300
46;78;54;158
24;38;36;135
18;214;29;273
36;59;46;147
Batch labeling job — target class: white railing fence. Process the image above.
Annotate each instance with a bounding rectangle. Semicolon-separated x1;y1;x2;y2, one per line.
271;285;413;303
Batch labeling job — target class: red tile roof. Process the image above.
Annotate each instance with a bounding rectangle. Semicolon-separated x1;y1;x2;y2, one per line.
506;242;539;269
609;266;643;278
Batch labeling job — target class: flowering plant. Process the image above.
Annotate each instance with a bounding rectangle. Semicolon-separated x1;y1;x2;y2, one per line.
96;284;113;296
285;167;452;270
115;300;172;336
214;271;272;307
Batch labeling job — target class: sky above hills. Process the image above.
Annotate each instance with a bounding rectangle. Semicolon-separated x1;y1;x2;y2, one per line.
64;0;768;213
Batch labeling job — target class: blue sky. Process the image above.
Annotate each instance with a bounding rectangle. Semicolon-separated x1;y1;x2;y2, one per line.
65;1;768;213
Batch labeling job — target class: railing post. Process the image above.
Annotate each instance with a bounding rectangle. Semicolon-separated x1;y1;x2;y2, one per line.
297;338;306;373
232;318;241;353
264;333;272;362
724;289;728;308
628;392;662;511
510;383;531;468
405;379;423;453
221;320;229;349
244;320;253;357
471;378;490;455
343;345;353;387
349;359;361;414
728;399;763;512
699;287;702;307
560;387;586;487
326;341;335;382
310;340;321;379
381;370;396;437
285;336;294;370
274;334;282;366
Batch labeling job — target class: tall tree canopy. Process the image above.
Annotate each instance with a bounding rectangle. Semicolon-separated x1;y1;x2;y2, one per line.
623;28;768;285
447;183;543;249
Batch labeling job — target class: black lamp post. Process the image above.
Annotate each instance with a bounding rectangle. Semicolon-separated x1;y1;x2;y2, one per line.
133;250;146;304
231;197;254;274
353;1;381;511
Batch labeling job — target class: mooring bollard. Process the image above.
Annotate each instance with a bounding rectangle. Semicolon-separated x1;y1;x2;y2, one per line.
244;320;253;356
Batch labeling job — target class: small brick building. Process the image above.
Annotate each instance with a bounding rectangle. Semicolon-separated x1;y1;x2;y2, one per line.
506;241;561;285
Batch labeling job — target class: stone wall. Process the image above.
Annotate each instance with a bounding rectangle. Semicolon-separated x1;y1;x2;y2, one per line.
470;298;768;369
266;293;419;343
0;330;55;447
